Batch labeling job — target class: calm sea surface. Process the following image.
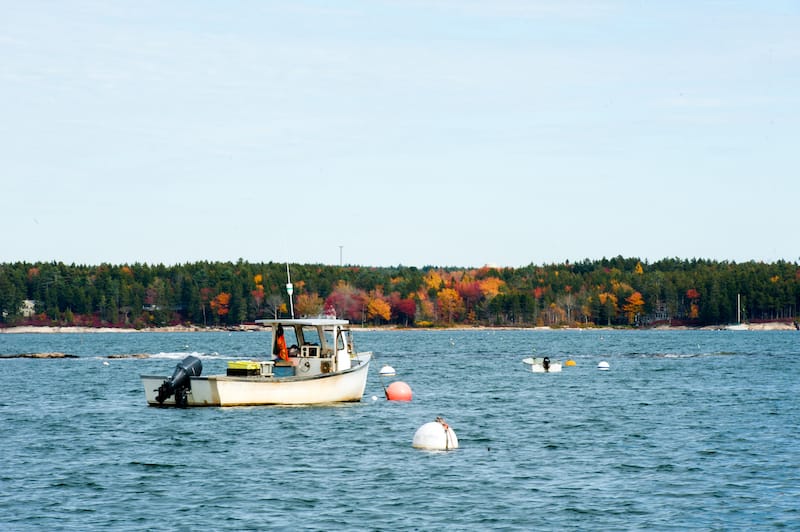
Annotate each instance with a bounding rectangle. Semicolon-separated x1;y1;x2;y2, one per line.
1;329;798;531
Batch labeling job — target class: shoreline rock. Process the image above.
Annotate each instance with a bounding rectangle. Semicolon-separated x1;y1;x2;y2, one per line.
0;325;241;334
0;352;79;359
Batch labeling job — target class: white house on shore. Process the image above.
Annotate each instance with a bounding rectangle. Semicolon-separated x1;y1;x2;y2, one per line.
21;300;36;317
2;300;35;320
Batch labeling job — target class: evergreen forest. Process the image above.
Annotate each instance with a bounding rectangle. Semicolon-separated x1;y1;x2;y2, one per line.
1;258;798;329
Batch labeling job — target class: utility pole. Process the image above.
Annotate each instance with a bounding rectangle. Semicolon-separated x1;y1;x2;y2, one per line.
339;245;343;267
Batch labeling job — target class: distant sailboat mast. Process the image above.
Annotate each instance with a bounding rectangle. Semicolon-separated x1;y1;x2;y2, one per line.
737;293;742;324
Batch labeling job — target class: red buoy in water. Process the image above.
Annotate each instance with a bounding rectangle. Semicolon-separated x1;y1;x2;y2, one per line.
386;381;413;401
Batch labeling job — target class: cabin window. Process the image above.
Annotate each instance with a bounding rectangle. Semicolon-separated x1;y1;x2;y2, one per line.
323;330;345;351
301;326;321;346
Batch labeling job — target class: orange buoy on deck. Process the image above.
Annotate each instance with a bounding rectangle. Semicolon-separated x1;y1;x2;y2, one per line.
386;381;413;401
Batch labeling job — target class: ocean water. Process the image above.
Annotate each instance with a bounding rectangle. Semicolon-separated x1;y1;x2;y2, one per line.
0;329;798;531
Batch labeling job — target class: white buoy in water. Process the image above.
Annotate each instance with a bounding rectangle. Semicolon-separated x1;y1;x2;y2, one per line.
597;361;610;370
371;395;378;401
379;364;396;377
412;417;459;451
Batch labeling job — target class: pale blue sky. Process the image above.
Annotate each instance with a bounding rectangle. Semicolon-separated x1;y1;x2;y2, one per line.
2;1;798;268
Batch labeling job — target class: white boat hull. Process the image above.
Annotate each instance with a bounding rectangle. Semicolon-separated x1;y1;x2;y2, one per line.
142;353;371;406
530;363;562;373
725;324;748;331
522;357;562;373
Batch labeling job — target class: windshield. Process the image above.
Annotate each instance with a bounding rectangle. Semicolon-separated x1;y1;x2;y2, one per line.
301;326;321;345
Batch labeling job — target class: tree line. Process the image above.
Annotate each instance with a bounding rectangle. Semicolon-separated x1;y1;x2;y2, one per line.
0;257;798;328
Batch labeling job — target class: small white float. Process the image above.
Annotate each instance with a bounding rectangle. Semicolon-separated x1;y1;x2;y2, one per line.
522;356;562;373
597;361;610;371
412;417;458;451
379;364;396;377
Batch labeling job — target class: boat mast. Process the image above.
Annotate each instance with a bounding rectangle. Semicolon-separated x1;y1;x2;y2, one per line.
737;293;741;324
286;261;294;319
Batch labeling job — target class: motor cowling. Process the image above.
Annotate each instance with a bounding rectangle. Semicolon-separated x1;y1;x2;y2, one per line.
543;357;551;372
156;356;202;406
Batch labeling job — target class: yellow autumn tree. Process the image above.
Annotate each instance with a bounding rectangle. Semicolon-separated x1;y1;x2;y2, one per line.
366;298;391;324
598;292;618;325
251;274;265;312
423;270;444;291
436;288;464;324
544;302;567;325
295;292;324;317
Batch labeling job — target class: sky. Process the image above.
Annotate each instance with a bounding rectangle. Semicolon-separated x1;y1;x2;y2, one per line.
2;1;798;268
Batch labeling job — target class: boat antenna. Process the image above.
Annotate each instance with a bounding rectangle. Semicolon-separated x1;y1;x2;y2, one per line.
286;261;294;319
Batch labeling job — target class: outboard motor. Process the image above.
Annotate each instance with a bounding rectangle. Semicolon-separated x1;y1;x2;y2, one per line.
156;356;202;407
542;357;551;372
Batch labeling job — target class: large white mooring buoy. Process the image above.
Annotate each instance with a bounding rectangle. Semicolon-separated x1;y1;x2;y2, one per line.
379;364;396;377
597;361;610;370
412;417;458;451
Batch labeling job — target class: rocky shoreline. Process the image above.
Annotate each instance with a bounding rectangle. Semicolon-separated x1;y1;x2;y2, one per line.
1;322;796;334
0;324;253;334
0;352;79;358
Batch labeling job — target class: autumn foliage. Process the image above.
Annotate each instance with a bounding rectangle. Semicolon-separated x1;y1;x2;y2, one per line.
622;291;645;324
3;257;798;329
210;292;231;317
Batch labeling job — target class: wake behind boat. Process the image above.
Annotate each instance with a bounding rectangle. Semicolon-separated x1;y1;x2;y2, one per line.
141;318;372;407
522;356;562;373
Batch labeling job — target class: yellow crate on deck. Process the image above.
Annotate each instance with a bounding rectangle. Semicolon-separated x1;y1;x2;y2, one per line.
227;360;260;370
226;360;263;376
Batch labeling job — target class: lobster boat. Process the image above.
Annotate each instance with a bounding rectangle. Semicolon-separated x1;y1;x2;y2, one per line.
141;318;372;407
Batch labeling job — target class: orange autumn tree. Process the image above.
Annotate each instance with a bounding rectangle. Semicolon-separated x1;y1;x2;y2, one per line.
478;277;505;299
686;288;701;319
209;292;231;320
623;291;645;324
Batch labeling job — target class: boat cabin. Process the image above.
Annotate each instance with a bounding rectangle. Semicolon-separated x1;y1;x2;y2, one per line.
255;318;356;377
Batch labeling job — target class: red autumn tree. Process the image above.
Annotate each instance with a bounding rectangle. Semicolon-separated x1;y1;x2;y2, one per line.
389;292;417;326
324;281;366;322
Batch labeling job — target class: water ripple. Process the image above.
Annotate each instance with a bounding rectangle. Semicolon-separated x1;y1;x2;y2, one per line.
1;329;798;530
